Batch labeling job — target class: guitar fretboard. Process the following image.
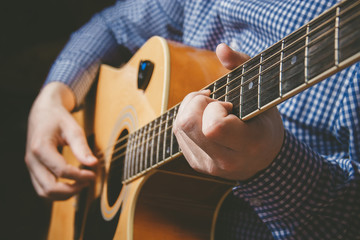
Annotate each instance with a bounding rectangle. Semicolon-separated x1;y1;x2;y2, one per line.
122;0;360;183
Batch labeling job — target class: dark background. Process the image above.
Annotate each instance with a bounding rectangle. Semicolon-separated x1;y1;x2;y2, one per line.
1;0;115;239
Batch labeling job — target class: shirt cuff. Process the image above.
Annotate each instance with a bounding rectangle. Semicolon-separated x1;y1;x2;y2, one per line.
232;130;323;222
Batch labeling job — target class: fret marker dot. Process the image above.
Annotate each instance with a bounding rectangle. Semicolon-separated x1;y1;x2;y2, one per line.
248;81;254;90
291;55;297;65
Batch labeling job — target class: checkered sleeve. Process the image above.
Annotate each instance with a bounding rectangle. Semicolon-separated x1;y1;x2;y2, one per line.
44;0;184;106
233;128;360;239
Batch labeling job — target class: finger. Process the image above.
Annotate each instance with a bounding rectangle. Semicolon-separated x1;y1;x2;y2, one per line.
202;100;246;150
175;115;234;178
202;101;233;134
216;43;250;70
27;153;90;200
29;166;87;200
60;115;97;166
175;93;215;135
177;89;211;116
30;138;96;181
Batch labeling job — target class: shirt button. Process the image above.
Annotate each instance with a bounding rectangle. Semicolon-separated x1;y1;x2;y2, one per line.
250;198;262;207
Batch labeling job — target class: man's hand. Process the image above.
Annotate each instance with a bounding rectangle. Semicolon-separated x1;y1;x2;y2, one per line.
25;82;97;200
173;44;284;181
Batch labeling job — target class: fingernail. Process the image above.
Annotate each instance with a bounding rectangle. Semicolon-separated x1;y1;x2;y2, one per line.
200;89;210;94
86;155;97;164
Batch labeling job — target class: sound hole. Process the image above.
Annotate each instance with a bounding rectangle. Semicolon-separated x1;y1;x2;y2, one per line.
107;129;128;206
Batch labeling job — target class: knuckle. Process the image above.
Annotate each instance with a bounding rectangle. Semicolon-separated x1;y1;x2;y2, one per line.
52;165;66;178
187;160;200;172
214;158;238;175
192;94;207;103
203;119;224;138
174;113;194;133
183;91;199;101
70;125;84;138
206;165;218;176
41;184;56;198
177;115;197;132
29;139;45;158
24;153;32;166
37;190;48;199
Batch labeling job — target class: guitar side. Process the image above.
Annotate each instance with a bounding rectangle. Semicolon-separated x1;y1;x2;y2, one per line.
47;36;233;240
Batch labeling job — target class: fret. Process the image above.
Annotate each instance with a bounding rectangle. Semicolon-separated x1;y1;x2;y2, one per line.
157;115;166;163
134;129;141;175
126;133;132;178
227;66;242;117
132;130;138;176
164;109;173;159
129;132;136;178
155;116;161;164
118;132;127;179
139;126;146;173
279;40;284;97
144;122;151;169
213;76;227;101
334;7;340;66
260;41;281;107
224;66;243;117
258;54;263;109
206;82;215;99
163;111;169;159
282;26;306;94
240;56;260;117
137;129;143;174
151;118;159;167
171;105;180;154
225;74;229;102
239;65;245;118
212;81;217;99
162;112;168;160
304;25;310;83
308;8;336;80
123;131;131;180
338;0;360;62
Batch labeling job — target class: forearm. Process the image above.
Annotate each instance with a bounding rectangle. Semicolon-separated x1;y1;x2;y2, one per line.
234;130;360;238
34;82;76;112
44;11;121;106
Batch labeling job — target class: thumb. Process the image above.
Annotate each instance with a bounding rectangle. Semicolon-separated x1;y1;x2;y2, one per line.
61;114;97;166
216;43;250;70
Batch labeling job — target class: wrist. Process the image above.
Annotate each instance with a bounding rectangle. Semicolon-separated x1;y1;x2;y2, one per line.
38;82;76;111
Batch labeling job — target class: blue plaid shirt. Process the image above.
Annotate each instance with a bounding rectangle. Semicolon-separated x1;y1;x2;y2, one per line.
45;0;360;239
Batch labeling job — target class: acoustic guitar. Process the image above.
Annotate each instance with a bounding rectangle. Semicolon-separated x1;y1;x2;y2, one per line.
47;0;360;239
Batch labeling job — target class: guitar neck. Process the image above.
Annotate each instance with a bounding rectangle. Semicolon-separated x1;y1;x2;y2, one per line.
123;0;360;183
207;0;360;120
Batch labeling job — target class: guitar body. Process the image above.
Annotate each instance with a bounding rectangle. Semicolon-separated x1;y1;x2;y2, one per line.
47;36;233;240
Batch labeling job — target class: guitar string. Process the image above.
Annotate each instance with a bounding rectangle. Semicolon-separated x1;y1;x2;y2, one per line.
94;111;179;168
90;3;359;173
93;108;179;163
